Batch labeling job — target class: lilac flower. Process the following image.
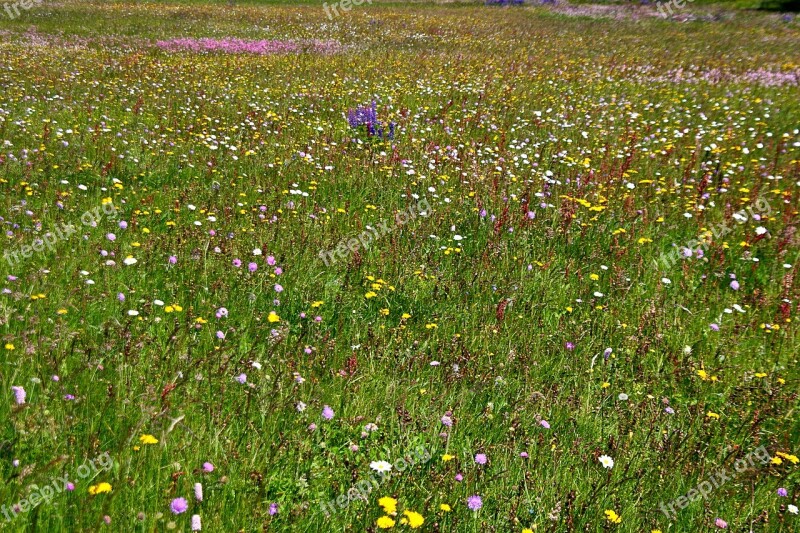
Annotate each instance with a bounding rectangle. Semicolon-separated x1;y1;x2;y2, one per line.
455;473;463;481
266;255;276;266
66;482;75;491
117;292;125;302
274;284;283;293
520;452;529;458
202;462;214;473
232;259;242;268
710;323;720;331
565;342;575;351
235;374;246;384
730;280;740;290
467;495;483;511
441;415;453;427
216;331;225;340
118;220;128;229
665;407;675;414
168;255;177;265
474;453;487;465
11;386;25;405
194;483;203;501
106;233;116;241
216;307;228;318
540;420;550;429
248;262;257;272
714;518;727;529
191;514;201;531
170;497;188;514
269;503;278;515
322;405;335;420
778;487;788;497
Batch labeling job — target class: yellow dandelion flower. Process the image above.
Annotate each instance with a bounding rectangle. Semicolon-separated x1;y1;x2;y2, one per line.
440;504;451;512
403;510;424;528
441;454;455;462
139;434;159;444
88;482;112;495
604;509;621;524
376;516;395;529
267;311;280;323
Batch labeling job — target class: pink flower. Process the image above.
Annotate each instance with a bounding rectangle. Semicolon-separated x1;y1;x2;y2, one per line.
322;405;334;420
170;497;188;514
266;255;276;266
714;518;727;529
201;462;214;473
11;386;25;405
191;514;202;531
467;495;483;511
474;453;487;465
248;262;258;272
540;420;550;429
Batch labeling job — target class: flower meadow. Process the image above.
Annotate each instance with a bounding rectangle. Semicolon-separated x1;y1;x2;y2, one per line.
1;0;800;531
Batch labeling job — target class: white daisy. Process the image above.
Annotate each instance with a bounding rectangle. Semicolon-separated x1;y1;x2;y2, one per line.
370;460;393;473
599;455;614;469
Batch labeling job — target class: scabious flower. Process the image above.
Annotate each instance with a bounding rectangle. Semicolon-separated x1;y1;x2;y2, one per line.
777;487;788;497
540;420;550;429
474;453;487;465
269;503;278;515
467;495;483;511
11;386;25;405
202;462;214;473
235;373;247;384
170;497;188;514
714;518;727;529
322;405;334;420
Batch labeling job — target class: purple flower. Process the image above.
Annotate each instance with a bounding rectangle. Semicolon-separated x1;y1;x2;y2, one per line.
455;473;463;481
117;292;125;302
106;233;116;241
665;407;675;414
248;262;258;272
441;415;453;427
778;487;788;497
474;453;487;465
519;452;529;458
565;342;575;351
714;518;727;529
710;323;720;331
266;255;276;266
118;220;128;229
216;307;228;318
235;374;246;384
322;405;334;420
170;497;189;514
232;259;242;268
540;420;550;429
216;331;225;340
269;503;278;515
730;280;740;290
11;386;25;405
467;495;483;511
66;482;75;491
202;462;214;473
191;514;201;531
274;284;283;293
168;255;177;265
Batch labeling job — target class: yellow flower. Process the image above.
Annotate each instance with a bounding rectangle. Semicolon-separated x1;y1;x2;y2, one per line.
772;457;783;465
88;482;112;495
139;434;159;444
380;308;390;316
706;411;720;419
601;382;610;389
589;273;599;280
604;509;621;524
378;497;398;515
523;529;534;533
777;452;799;464
267;311;280;323
365;291;378;299
754;372;767;378
439;504;451;512
311;301;324;308
4;343;14;351
376;516;395;529
441;454;455;462
697;369;708;380
401;313;411;319
57;308;68;315
403;510;424;528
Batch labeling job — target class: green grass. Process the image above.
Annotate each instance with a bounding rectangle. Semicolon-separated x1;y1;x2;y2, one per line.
0;1;799;531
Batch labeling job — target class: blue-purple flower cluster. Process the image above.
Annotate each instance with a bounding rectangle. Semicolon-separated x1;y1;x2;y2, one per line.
346;101;395;140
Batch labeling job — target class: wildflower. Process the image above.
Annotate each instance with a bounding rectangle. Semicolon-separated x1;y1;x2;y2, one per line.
269;503;278;515
455;473;463;481
267;311;280;323
789;504;798;514
194;483;203;501
605;510;622;524
191;515;202;531
235;373;247;384
474;453;487;465
402;510;424;528
248;262;258;272
4;343;14;351
139;434;159;445
777;488;788;497
714;518;727;528
370;461;393;473
11;386;26;405
439;504;451;512
378;497;398;515
170;498;188;514
322;405;334;420
467;495;483;511
598;455;614;469
441;454;455;462
540;420;550;429
441;415;453;426
202;462;214;473
376;516;395;529
89;483;112;495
